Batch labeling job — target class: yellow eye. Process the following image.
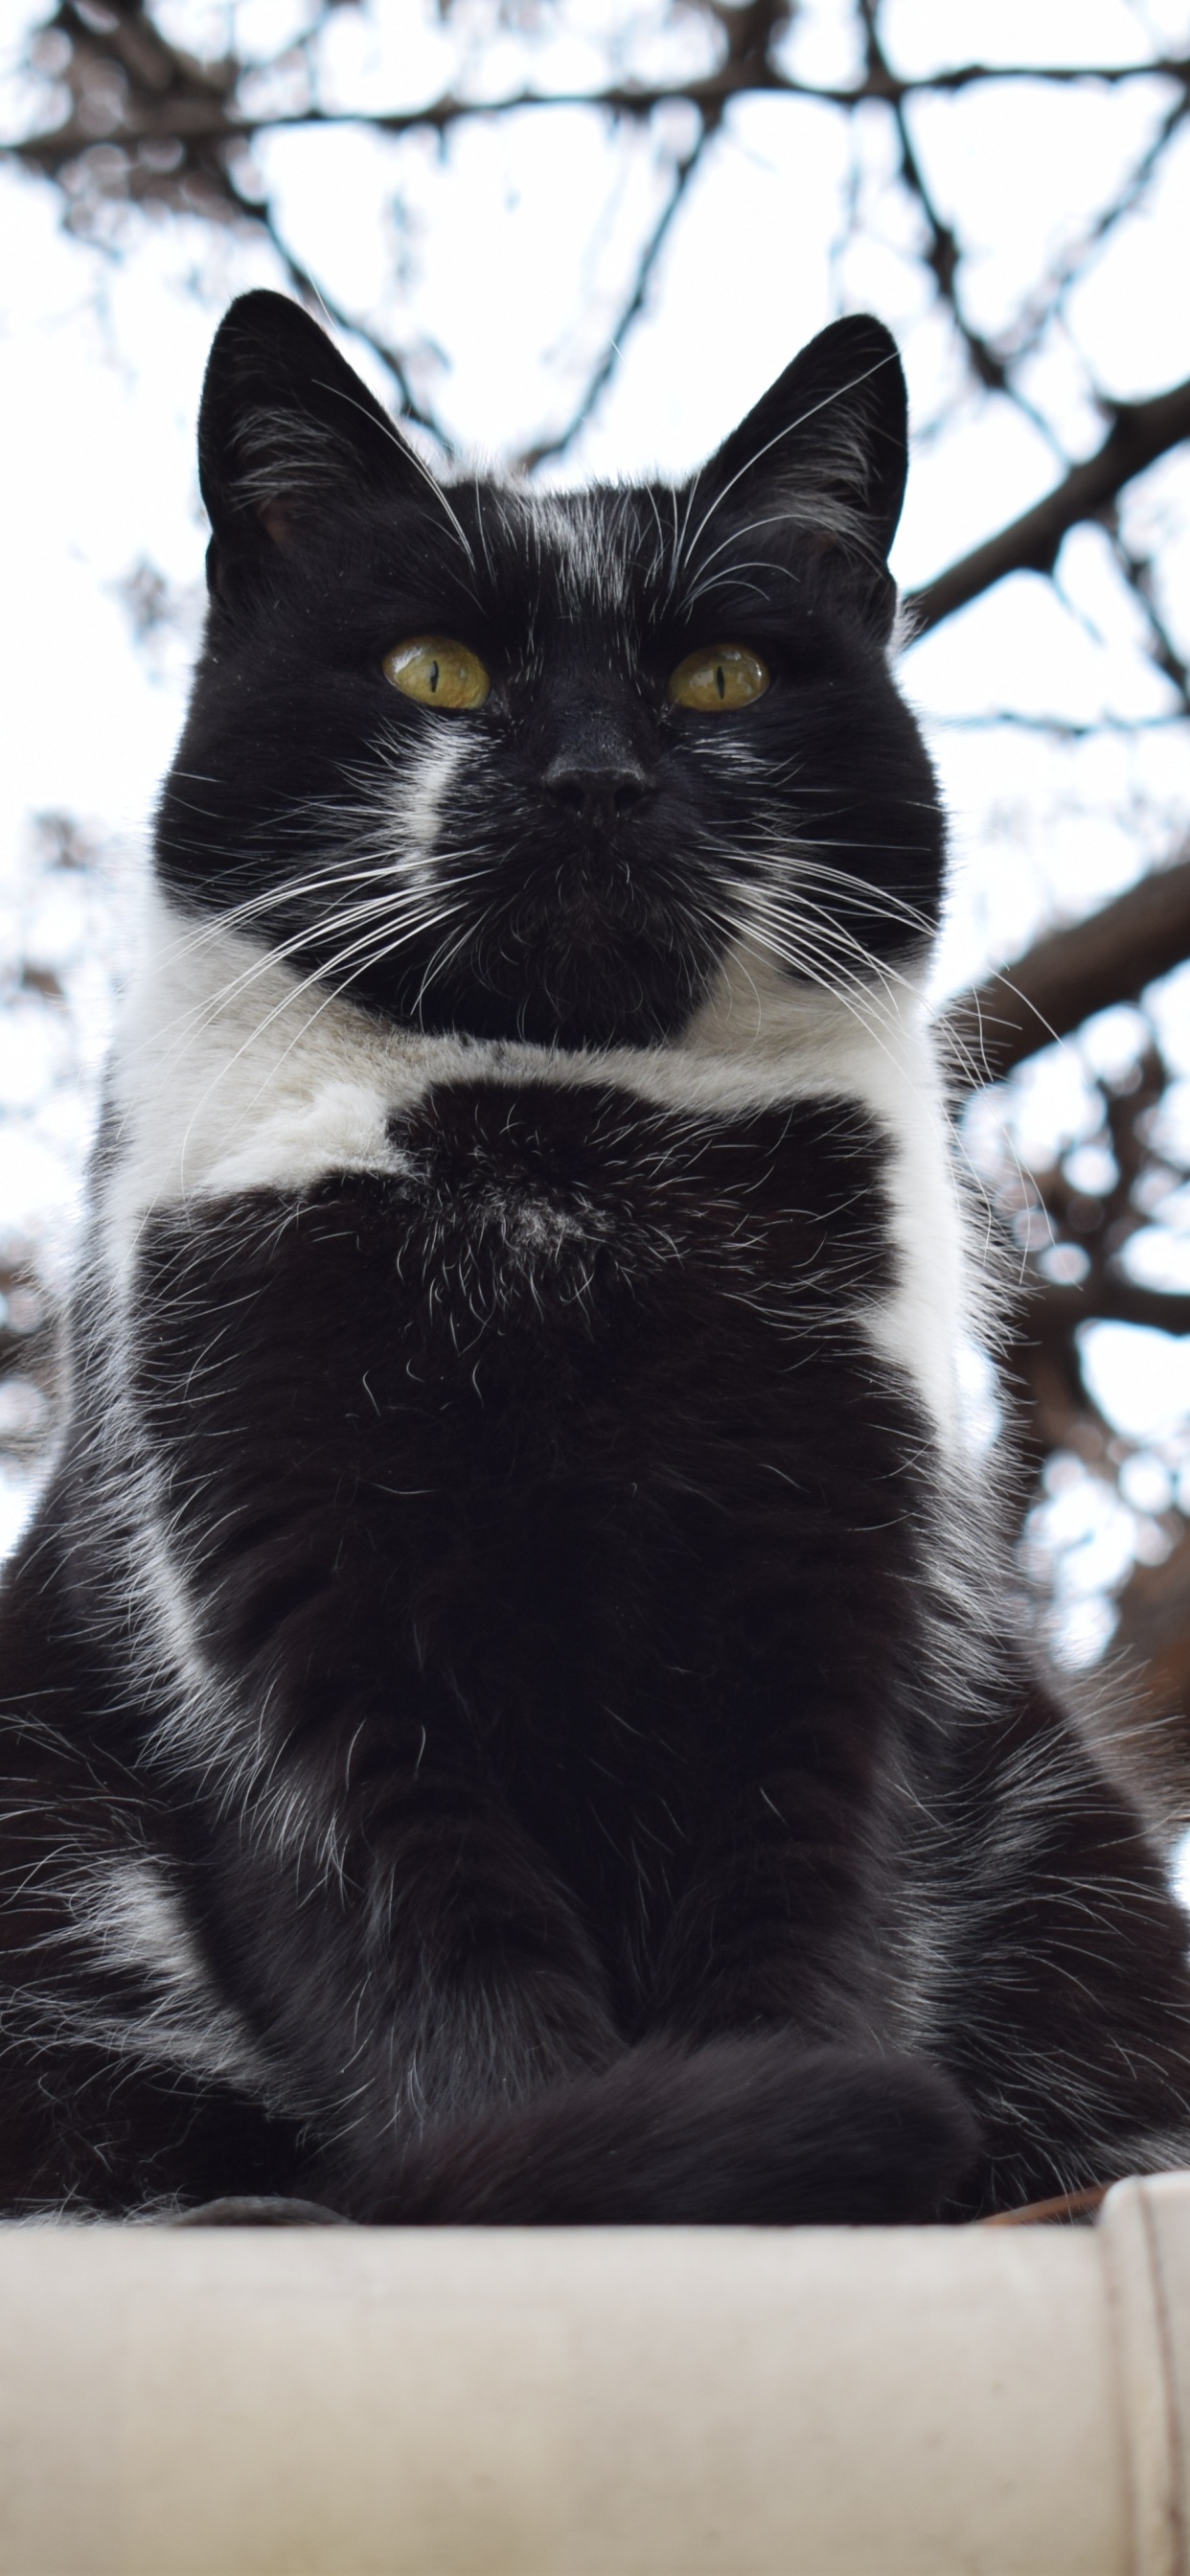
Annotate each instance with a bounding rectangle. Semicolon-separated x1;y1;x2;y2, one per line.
382;635;491;710
668;643;769;711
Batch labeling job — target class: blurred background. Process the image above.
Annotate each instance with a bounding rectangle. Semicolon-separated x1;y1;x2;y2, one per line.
1;0;1189;1793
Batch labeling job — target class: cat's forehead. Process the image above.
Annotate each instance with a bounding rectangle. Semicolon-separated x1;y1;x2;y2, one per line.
447;479;672;621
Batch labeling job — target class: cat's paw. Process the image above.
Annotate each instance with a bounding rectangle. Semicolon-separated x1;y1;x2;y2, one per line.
643;2036;983;2225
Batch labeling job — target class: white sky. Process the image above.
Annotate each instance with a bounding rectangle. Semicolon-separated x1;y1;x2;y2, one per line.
0;0;1188;1650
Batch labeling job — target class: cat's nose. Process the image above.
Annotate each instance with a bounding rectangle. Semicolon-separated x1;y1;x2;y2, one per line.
543;752;652;824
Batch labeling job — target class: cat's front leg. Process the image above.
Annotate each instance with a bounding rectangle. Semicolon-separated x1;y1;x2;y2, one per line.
195;1721;624;2201
105;1174;623;2195
926;1680;1190;2213
613;1755;981;2220
641;1723;897;2051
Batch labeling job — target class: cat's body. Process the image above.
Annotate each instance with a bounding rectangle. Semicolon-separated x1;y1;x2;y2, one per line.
2;295;1188;2220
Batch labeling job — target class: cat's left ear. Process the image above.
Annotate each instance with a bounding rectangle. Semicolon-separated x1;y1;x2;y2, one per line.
694;314;907;633
198;290;424;598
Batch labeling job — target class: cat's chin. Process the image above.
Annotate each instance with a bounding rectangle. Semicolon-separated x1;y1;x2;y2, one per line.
349;921;719;1051
404;978;707;1052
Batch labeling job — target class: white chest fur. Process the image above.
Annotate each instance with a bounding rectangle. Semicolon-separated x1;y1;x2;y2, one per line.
101;886;977;1448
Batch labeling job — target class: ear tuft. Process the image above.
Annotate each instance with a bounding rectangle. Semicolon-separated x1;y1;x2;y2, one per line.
198;292;416;590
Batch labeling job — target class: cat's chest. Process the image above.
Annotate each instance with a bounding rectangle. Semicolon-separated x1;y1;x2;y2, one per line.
385;1077;889;1301
269;1078;896;1365
102;909;973;1445
126;1079;899;1456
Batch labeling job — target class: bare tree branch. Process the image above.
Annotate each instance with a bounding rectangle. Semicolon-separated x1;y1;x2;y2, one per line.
12;3;1188;179
857;0;1012;400
516;119;711;472
995;77;1190;379
1028;1280;1190;1339
11;2;1190;510
1104;516;1190;716
946;851;1190;1084
906;377;1190;636
1114;1533;1190;1736
214;156;443;438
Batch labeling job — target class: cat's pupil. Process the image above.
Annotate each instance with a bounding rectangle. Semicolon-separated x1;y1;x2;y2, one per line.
715;662;725;700
428;659;441;693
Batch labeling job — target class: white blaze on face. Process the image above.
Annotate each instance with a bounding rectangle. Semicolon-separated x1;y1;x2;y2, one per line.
390;729;469;889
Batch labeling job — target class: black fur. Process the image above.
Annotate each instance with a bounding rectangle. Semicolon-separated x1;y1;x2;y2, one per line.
1;295;1188;2222
165;299;940;1049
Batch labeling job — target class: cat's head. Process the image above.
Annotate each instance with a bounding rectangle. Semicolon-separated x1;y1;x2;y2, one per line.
159;290;943;1050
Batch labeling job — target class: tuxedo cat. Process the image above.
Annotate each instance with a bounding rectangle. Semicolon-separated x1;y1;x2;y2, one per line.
1;290;1187;2221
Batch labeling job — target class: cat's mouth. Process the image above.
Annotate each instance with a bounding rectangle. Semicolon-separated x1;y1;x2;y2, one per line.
454;897;724;1048
350;869;720;1049
518;868;652;937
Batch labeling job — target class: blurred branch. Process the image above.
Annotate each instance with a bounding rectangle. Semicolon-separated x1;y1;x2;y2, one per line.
995;76;1190;378
946;851;1190;1083
1114;1532;1190;1750
941;713;1185;737
517;116;712;472
215;156;442;436
906;376;1190;636
994;1044;1175;1552
1104;517;1190;716
1030;1281;1190;1339
12;2;1188;173
11;0;1190;464
15;1;240;200
857;0;1010;401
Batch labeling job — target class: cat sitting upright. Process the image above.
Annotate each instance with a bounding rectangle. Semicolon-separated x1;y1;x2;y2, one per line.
1;290;1187;2221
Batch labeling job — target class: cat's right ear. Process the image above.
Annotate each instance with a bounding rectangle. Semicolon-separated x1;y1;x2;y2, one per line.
198;292;421;600
688;315;907;635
